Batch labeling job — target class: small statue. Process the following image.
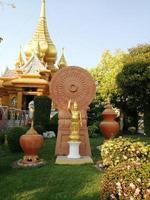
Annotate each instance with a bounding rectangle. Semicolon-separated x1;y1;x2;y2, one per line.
67;99;82;141
28;100;34;120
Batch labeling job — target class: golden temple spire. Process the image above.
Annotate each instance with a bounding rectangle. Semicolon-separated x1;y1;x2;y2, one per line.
40;0;46;18
24;0;57;67
58;48;67;69
15;47;25;68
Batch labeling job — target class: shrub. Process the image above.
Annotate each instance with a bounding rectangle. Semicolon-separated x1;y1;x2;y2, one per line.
0;132;5;145
34;125;45;135
7;126;28;152
101;137;150;167
88;123;99;138
87;99;104;126
100;161;150;200
33;95;51;132
49;113;58;136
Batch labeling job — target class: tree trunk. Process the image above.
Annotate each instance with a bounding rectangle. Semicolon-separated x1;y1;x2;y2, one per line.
132;110;138;132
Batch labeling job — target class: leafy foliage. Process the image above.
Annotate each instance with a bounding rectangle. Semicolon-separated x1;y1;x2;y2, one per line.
34;125;45;135
117;44;150;133
88;123;99;138
49;113;58;135
0;132;5;145
87;99;104;126
117;61;150;110
89;50;131;132
101;137;150;167
33;95;51;133
100;161;150;200
90;50;126;100
7;126;28;152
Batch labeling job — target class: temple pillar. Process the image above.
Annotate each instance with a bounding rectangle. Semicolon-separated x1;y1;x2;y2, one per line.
17;88;23;109
0;97;2;105
2;95;9;106
0;94;3;105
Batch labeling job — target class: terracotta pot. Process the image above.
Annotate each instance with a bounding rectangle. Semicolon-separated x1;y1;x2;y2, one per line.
19;127;44;163
100;104;119;139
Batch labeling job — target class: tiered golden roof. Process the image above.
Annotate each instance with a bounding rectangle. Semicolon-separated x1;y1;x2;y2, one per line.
24;0;57;68
0;0;69;110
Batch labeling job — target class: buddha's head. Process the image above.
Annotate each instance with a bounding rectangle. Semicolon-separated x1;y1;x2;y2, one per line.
73;101;78;110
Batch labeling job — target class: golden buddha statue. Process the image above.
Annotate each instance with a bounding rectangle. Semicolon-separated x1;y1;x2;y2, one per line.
67;99;82;141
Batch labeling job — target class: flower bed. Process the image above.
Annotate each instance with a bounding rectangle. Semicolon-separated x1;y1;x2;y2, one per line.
100;161;150;200
101;137;150;167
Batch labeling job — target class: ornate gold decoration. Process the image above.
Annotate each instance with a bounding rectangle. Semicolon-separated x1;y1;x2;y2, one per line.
34;38;42;59
15;49;25;68
68;99;82;141
58;48;67;69
24;0;57;68
22;155;40;163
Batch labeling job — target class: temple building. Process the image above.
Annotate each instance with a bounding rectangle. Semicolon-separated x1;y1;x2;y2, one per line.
0;0;67;110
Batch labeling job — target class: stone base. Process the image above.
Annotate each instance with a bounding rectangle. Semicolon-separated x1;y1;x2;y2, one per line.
55;156;93;165
13;159;47;168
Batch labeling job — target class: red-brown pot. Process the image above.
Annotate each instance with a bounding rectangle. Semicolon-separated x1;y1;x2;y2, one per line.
100;104;119;139
20;127;44;161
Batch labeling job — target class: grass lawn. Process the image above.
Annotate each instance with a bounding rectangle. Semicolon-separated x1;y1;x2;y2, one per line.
0;137;104;200
0;133;149;200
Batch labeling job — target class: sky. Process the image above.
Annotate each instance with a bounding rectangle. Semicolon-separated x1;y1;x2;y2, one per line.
0;0;150;74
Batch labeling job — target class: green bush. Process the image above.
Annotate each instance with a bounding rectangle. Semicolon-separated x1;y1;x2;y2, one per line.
0;132;5;145
50;113;58;135
34;125;45;135
33;95;51;132
87;99;104;126
100;137;150;167
7;126;28;152
100;161;150;200
88;123;99;138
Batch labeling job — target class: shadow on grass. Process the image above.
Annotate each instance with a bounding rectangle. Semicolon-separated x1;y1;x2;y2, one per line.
0;137;104;200
3;165;102;200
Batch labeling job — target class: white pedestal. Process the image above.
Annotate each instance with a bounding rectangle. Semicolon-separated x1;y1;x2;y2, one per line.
67;141;81;159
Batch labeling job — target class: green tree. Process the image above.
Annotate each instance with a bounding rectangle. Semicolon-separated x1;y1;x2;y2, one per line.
117;44;150;134
89;50;127;131
33;95;51;133
90;50;126;101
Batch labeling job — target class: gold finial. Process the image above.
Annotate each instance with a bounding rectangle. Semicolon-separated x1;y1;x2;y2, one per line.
40;0;46;18
15;47;25;68
58;48;67;69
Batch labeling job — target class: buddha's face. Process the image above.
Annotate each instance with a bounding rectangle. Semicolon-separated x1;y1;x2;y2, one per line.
73;102;78;110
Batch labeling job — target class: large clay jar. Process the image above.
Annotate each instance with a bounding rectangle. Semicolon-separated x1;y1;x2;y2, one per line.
100;104;119;139
20;126;44;163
